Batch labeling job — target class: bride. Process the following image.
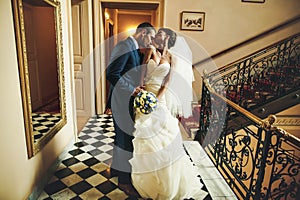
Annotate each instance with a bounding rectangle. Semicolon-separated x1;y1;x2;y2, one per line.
129;28;207;199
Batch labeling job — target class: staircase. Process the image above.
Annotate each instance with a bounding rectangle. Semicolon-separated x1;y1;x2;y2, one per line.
193;33;300;199
209;33;300;118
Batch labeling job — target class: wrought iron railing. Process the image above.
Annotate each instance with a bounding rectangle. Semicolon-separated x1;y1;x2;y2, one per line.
205;33;300;111
194;33;300;199
196;81;300;199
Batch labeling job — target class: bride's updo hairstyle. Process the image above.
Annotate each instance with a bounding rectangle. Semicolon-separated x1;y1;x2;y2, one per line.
159;28;177;48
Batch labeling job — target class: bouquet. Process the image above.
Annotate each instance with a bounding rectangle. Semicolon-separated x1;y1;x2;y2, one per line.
134;90;158;114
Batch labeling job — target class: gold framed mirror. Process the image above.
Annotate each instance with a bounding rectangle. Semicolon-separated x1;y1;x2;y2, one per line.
12;0;66;158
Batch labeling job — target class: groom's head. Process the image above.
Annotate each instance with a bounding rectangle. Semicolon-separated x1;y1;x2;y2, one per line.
134;22;156;48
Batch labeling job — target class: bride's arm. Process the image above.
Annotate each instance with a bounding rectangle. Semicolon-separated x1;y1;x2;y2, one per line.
156;57;173;100
156;36;172;100
161;35;170;58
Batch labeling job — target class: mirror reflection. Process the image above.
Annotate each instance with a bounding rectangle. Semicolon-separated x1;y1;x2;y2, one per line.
12;0;66;158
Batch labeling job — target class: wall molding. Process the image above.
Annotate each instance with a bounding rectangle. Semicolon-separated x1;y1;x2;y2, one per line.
274;115;300;126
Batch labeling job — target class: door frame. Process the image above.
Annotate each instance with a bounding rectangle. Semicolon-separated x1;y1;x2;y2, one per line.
93;0;164;114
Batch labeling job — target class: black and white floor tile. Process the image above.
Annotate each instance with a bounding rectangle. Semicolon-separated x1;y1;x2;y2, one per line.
32;112;61;143
37;114;212;200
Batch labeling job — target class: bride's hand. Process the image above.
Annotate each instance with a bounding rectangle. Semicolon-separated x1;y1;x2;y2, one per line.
164;35;170;48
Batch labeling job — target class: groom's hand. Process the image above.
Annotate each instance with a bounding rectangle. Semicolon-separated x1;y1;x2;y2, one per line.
131;86;145;97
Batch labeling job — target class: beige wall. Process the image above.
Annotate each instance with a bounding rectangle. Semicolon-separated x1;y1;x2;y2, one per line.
0;1;76;199
118;13;152;41
165;0;300;66
164;0;300;100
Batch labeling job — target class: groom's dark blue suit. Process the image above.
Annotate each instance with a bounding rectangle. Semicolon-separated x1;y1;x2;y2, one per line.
106;37;142;184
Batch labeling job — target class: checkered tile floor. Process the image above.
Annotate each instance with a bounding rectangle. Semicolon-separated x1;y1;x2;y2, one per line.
32;112;61;143
37;114;212;200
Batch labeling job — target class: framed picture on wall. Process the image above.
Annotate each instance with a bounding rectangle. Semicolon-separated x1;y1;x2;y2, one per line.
180;11;205;31
242;0;265;3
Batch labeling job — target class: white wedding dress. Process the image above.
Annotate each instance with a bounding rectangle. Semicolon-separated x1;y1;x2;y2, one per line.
129;59;207;200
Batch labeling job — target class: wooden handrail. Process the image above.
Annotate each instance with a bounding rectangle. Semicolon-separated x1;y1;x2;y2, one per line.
204;80;300;143
204;78;262;124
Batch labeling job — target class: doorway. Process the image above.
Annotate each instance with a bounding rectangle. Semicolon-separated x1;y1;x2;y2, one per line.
94;1;163;115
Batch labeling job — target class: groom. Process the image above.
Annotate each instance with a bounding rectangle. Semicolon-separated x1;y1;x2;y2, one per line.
106;22;156;196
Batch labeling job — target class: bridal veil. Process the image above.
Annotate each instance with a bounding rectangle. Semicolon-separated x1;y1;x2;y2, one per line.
167;36;194;118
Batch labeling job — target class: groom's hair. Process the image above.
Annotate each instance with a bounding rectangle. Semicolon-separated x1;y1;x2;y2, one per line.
136;22;156;34
158;28;177;48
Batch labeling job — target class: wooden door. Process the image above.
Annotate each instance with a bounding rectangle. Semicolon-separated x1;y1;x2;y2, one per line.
71;0;94;117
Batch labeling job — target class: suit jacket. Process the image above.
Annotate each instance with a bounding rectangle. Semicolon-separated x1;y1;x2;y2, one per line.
106;37;142;136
